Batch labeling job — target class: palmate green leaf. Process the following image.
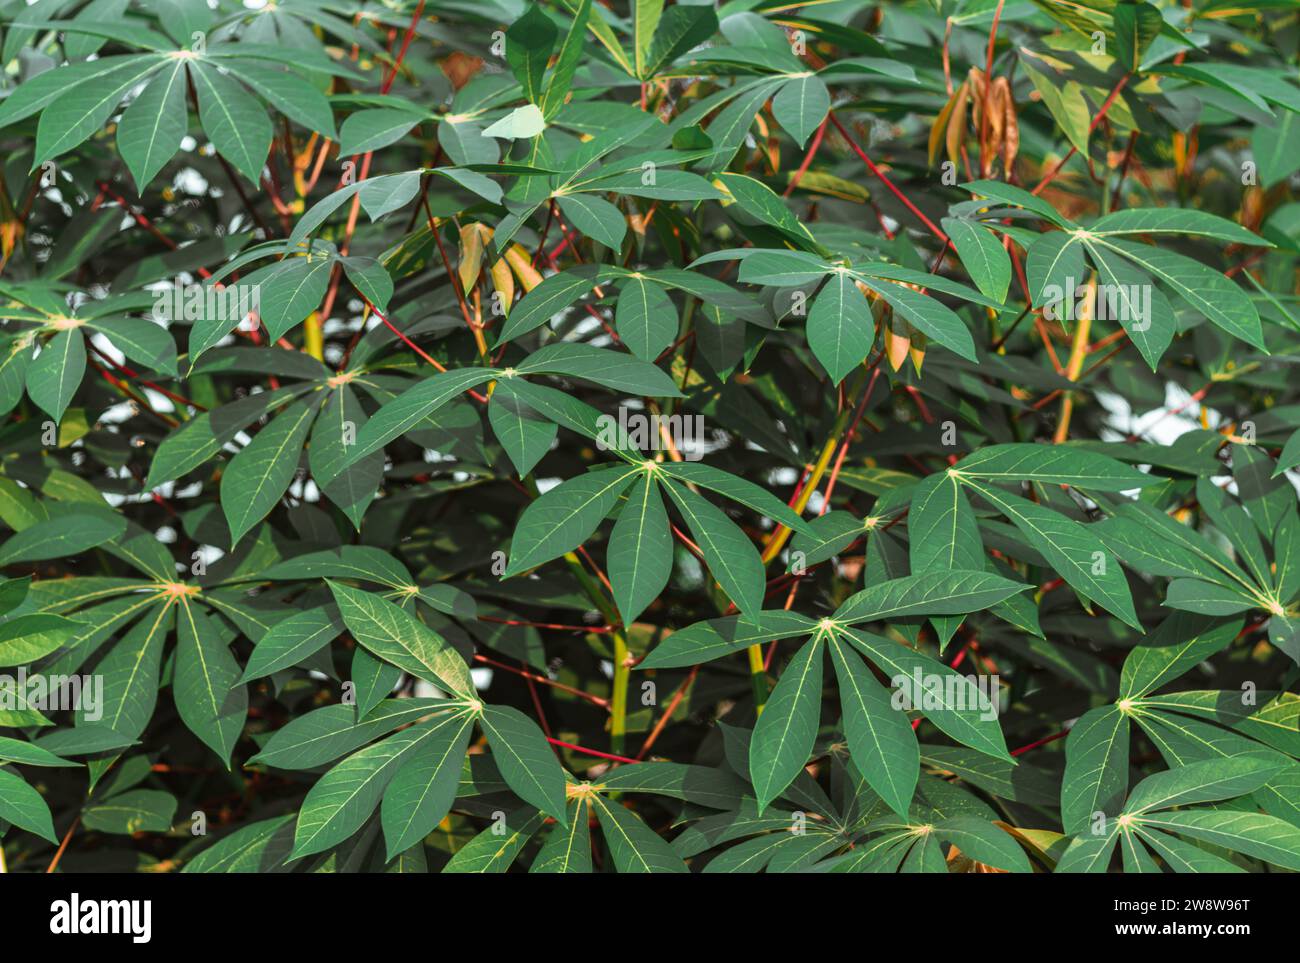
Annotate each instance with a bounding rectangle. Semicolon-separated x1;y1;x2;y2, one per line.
942;217;1011;302
259;256;335;343
88;317;179;377
351;647;402;722
1061;705;1130;834
638;610;818;668
1081;239;1176;369
898;833;946;873
116;60;188;192
1100;237;1266;350
608;471;673;625
735;249;829;286
220;395;321;546
556;193;627;250
341;367;499;467
1119;612;1240;700
1026;230;1085;306
32;55;165;168
337;108;423;156
662;478;766;614
495;378;639;458
505;465;639;577
262;546;412;589
657;462;815;536
772;73;830;148
494;266;608;343
1257;112;1300;190
1096;498;1254;591
584;169;723;202
840;627;1011;762
487;383;559;477
289;719;445;860
515;342;683;397
340;257;393;313
174;600;246;767
1054;821;1120;873
935;816;1032;873
1195;476;1272;586
596;761;748;809
909;471;983;573
615;274;678;361
1125;756;1283;814
505;3;557;104
235;61;338;139
0;735;77;768
249;699;446;770
0;511;125;566
1134;809;1300;870
182;814;297;873
590;792;690;872
379;709;474;859
81;600;172;740
750;635;824;813
829;635;917;818
954;443;1156;490
539;0;592;120
1090;208;1270;247
832;570;1029;624
920;746;1058;807
807;269;875;386
25;328;86;423
962;179;1074;228
1134;826;1246;873
443;807;547;873
326;581;475;697
861;276;977;361
1163;578;1257;615
478;704;568;823
81;789;177;835
644;4;719;79
531;797;593;873
146;385;308;487
0;54;139;128
789;510;870;568
959;478;1140;628
1119;826;1161;873
309;385;382;526
190;61;274;185
238;605;346;683
0;768;58;842
715;174;822;250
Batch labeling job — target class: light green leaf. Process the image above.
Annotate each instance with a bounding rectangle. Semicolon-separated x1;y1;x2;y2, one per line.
327;581;475;697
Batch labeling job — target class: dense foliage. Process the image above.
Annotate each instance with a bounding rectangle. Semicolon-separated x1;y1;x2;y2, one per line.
1;0;1299;875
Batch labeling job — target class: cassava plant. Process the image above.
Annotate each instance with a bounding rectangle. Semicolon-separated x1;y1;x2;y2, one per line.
0;0;1298;877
